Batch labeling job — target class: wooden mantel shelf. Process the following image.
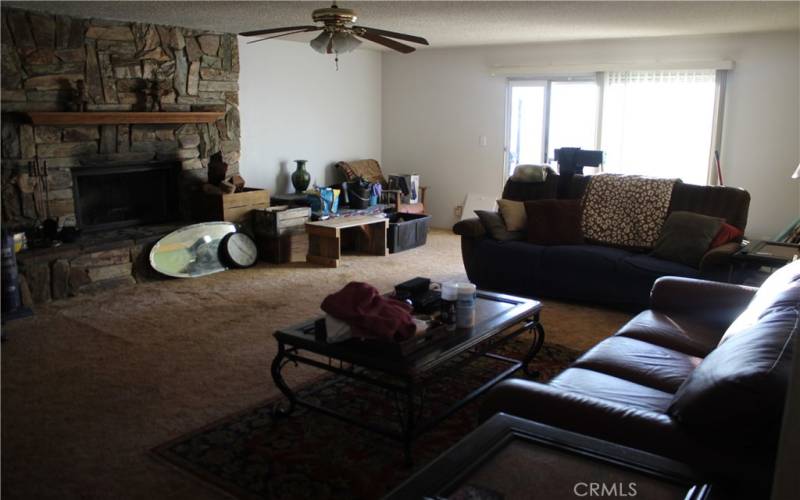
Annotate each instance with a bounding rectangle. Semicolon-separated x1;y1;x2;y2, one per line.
25;111;225;126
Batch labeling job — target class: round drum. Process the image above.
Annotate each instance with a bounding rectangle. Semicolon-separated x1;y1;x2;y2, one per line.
220;232;258;268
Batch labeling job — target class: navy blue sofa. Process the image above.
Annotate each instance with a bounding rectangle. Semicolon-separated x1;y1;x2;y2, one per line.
453;174;750;310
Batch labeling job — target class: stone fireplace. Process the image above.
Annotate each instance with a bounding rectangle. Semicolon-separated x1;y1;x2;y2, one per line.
0;7;242;303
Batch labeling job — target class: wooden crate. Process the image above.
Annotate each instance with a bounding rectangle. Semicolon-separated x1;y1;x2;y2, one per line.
258;230;309;263
194;188;269;223
253;206;311;263
252;205;311;237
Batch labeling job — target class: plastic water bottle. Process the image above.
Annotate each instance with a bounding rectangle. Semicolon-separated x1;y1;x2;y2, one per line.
456;283;477;328
440;282;458;331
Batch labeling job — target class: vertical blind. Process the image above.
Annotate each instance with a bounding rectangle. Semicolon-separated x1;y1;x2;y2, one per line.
600;69;717;185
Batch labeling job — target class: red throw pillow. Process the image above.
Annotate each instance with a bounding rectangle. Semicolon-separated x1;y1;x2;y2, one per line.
709;222;744;249
524;199;583;245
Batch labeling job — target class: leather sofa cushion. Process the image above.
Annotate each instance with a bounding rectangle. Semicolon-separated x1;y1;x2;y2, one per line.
525;199;583;245
474;210;524;241
550;368;674;413
650;211;723;268
497;199;527;231
572;337;702;393
538;245;633;302
668;303;797;449
615;310;726;358
469;240;544;298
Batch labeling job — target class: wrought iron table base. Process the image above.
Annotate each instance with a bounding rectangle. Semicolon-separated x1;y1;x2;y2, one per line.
269;315;545;464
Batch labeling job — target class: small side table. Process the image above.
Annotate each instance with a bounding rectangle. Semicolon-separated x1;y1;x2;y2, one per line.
385;413;711;500
305;215;388;267
730;240;799;284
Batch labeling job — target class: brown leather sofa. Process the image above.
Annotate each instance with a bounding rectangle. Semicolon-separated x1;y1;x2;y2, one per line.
480;260;799;496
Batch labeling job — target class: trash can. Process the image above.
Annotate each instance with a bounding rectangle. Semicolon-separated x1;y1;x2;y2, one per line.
346;181;372;209
387;212;430;253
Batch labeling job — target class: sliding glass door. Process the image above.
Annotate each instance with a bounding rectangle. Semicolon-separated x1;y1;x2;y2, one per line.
547;81;600;162
506;78;599;176
507;81;547;171
506;70;721;185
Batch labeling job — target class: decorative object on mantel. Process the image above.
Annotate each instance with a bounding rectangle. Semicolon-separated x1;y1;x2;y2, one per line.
239;2;429;69
23;112;225;126
291;159;311;193
149;222;237;278
145;80;174;112
73;80;89;112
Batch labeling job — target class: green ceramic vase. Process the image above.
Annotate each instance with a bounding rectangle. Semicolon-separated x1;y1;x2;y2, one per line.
291;160;310;193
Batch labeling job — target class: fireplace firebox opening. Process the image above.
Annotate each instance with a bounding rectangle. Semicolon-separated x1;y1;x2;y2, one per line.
72;161;181;232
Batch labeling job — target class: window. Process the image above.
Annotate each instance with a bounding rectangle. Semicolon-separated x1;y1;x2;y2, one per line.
547;81;599;162
506;78;599;176
601;70;717;185
508;81;546;168
505;69;722;185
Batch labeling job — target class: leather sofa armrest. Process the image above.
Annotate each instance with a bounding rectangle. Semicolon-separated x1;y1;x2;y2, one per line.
453;217;486;238
699;241;741;277
479;379;695;459
650;276;757;327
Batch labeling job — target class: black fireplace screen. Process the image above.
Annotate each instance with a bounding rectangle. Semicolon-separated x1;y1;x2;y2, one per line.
72;162;180;232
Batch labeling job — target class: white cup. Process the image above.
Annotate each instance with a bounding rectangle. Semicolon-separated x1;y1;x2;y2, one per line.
456;282;477;328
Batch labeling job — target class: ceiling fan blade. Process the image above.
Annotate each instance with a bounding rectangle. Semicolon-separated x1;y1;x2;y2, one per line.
357;32;415;54
247;27;323;44
239;25;319;37
353;25;429;46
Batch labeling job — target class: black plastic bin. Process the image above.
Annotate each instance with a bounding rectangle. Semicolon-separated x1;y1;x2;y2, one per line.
387;212;430;253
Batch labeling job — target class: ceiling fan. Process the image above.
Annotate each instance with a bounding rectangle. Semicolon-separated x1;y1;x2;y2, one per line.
239;2;429;67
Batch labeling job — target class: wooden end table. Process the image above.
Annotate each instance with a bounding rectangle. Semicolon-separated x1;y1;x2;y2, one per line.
305;215;388;267
730;240;800;284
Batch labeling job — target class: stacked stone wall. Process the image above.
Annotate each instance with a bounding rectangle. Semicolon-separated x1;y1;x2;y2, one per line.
1;7;240;227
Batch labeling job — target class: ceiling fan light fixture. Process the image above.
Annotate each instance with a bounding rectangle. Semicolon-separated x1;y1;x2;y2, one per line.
310;31;332;53
331;31;361;54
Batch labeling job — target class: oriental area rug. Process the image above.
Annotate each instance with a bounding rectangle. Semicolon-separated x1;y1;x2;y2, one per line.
152;339;580;500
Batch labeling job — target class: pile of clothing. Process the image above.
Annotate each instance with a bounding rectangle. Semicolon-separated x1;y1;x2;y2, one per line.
321;282;418;343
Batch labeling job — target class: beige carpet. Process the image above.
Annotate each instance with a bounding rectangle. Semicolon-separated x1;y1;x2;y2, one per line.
1;229;631;500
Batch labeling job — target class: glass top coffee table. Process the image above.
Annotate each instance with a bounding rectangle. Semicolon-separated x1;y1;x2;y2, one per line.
270;290;544;463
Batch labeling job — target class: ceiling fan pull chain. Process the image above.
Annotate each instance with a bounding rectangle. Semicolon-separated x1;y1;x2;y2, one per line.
335;53;340;71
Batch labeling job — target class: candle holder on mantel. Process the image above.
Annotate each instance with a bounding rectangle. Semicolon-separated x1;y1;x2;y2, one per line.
291;160;311;193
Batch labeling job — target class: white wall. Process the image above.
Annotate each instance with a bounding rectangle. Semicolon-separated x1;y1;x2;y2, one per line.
239;39;382;195
382;31;800;237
